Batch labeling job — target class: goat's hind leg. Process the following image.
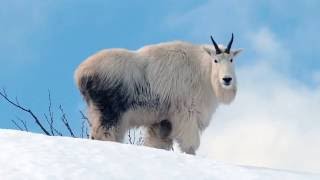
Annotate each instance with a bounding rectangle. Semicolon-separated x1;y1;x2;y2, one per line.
88;106;126;142
90;125;116;141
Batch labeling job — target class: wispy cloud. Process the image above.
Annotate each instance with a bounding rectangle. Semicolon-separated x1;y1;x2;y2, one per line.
165;0;320;172
165;0;254;42
313;72;320;84
165;0;320;74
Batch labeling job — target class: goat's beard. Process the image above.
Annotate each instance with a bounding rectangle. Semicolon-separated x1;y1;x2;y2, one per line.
212;78;237;104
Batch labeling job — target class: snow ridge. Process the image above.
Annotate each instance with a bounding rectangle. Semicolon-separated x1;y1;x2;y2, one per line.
0;129;318;180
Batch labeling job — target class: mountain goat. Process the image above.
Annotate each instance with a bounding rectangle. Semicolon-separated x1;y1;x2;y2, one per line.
75;34;242;154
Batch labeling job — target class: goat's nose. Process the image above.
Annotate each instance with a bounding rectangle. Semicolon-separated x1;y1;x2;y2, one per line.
222;77;232;84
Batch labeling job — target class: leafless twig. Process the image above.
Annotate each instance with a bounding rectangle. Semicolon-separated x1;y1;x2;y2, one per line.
44;114;63;136
128;129;134;144
16;116;28;131
1;88;144;142
80;110;91;126
137;130;144;145
15;97;20;106
80;120;84;138
79;110;90;138
11;119;23;131
44;90;56;135
59;105;75;137
11;116;28;131
128;128;144;145
0;88;51;135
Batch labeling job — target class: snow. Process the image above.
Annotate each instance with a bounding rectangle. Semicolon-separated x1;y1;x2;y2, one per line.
0;129;318;180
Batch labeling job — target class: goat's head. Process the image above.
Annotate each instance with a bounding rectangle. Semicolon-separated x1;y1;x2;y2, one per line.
204;34;243;104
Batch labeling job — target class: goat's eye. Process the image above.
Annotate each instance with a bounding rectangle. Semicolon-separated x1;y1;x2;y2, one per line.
214;59;218;63
230;59;233;63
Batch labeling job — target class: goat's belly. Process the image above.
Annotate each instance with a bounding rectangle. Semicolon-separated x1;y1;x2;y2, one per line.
120;108;166;127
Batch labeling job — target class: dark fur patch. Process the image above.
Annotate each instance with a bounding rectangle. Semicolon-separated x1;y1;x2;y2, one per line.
78;73;164;129
159;119;172;138
90;75;130;128
150;119;172;139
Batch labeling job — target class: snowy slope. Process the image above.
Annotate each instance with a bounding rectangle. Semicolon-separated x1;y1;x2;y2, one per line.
0;129;318;180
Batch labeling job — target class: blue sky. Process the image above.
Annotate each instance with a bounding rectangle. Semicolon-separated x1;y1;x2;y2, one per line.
1;0;320;172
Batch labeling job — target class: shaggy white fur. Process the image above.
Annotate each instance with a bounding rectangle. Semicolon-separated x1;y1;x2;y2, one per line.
75;39;242;154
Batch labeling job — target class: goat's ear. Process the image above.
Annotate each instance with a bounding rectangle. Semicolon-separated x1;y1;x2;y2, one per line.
202;46;214;56
233;48;243;57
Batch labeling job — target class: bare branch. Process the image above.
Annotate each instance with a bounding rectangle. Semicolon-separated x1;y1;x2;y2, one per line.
48;90;54;126
80;120;85;138
44;90;56;135
10;117;28;132
128;129;133;144
59;105;75;137
80;110;91;126
127;128;144;145
11;119;23;131
44;114;54;135
52;128;63;136
80;119;90;139
2;88;7;97
0;88;51;136
44;114;63;136
15;96;20;106
133;129;136;144
80;110;90;138
16;116;28;131
137;130;144;145
86;126;89;138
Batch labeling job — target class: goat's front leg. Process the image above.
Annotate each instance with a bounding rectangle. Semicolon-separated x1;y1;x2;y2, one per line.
171;112;201;155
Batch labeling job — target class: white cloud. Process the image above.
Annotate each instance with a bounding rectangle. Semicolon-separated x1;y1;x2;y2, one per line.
250;28;282;56
248;28;292;73
197;28;320;173
313;72;320;84
165;1;320;172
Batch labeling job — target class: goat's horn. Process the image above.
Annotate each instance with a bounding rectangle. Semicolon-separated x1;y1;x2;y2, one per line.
225;33;234;54
210;36;222;54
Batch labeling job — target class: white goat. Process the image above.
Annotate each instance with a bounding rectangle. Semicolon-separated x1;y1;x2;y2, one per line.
75;34;242;154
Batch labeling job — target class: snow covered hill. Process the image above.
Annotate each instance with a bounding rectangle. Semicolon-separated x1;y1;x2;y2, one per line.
0;129;318;180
